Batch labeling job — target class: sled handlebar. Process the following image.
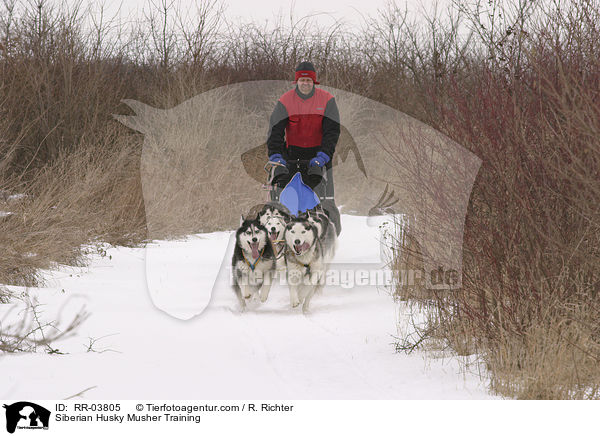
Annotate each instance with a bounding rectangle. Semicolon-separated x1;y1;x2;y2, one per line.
265;159;311;172
285;159;311;165
265;159;323;185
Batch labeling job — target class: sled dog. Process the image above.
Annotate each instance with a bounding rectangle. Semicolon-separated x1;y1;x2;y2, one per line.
284;217;326;313
299;206;337;261
257;202;291;227
232;217;276;309
263;215;287;271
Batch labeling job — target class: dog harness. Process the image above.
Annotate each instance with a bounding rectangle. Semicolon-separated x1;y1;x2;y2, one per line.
287;256;311;276
242;247;265;271
266;215;287;260
273;241;286;260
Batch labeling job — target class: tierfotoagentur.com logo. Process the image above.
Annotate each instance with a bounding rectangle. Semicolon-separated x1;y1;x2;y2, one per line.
3;402;50;434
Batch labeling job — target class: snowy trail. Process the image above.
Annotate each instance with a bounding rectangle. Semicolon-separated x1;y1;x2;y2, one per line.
0;215;494;399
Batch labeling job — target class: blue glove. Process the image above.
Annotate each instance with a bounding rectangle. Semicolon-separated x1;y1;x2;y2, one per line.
309;151;330;168
269;153;286;165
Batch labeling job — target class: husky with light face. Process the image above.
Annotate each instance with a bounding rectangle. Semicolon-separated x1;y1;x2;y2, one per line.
232;218;276;310
263;214;287;271
284;217;326;313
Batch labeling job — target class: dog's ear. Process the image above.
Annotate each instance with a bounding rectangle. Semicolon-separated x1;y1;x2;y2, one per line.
240;215;245;226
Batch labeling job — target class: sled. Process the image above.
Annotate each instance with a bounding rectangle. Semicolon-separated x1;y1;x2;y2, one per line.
278;172;320;216
264;159;342;235
264;160;325;216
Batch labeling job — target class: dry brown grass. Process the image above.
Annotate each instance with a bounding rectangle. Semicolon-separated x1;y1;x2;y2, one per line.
0;127;145;286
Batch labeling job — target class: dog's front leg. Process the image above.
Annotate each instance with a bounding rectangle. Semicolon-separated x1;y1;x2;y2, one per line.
302;288;314;313
302;269;325;313
232;282;247;311
289;285;300;308
259;270;274;303
238;269;256;301
239;282;253;300
287;266;302;308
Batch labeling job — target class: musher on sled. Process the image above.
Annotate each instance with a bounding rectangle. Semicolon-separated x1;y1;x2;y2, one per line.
266;61;342;235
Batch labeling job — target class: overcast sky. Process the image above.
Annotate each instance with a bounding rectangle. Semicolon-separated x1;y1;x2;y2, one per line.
222;0;448;25
95;0;456;28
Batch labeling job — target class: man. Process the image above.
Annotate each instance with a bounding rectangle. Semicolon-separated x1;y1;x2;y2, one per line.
267;61;342;234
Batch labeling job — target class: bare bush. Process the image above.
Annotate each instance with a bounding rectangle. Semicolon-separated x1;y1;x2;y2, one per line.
389;0;600;399
0;296;89;353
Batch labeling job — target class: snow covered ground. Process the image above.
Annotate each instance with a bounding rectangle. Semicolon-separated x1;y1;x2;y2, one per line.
1;215;495;400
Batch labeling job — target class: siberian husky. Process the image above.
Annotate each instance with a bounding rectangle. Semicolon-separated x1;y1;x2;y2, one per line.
263;215;287;272
257;202;291;227
284;217;326;313
232;218;276;309
300;206;337;261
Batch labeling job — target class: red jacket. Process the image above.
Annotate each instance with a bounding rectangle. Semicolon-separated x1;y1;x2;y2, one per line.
267;86;340;159
279;88;333;148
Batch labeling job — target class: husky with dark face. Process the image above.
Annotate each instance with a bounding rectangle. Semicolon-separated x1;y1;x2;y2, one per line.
232;218;276;309
284;217;325;313
299;206;337;262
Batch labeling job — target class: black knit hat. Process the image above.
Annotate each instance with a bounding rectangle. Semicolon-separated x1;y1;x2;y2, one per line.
296;61;316;72
294;61;319;84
